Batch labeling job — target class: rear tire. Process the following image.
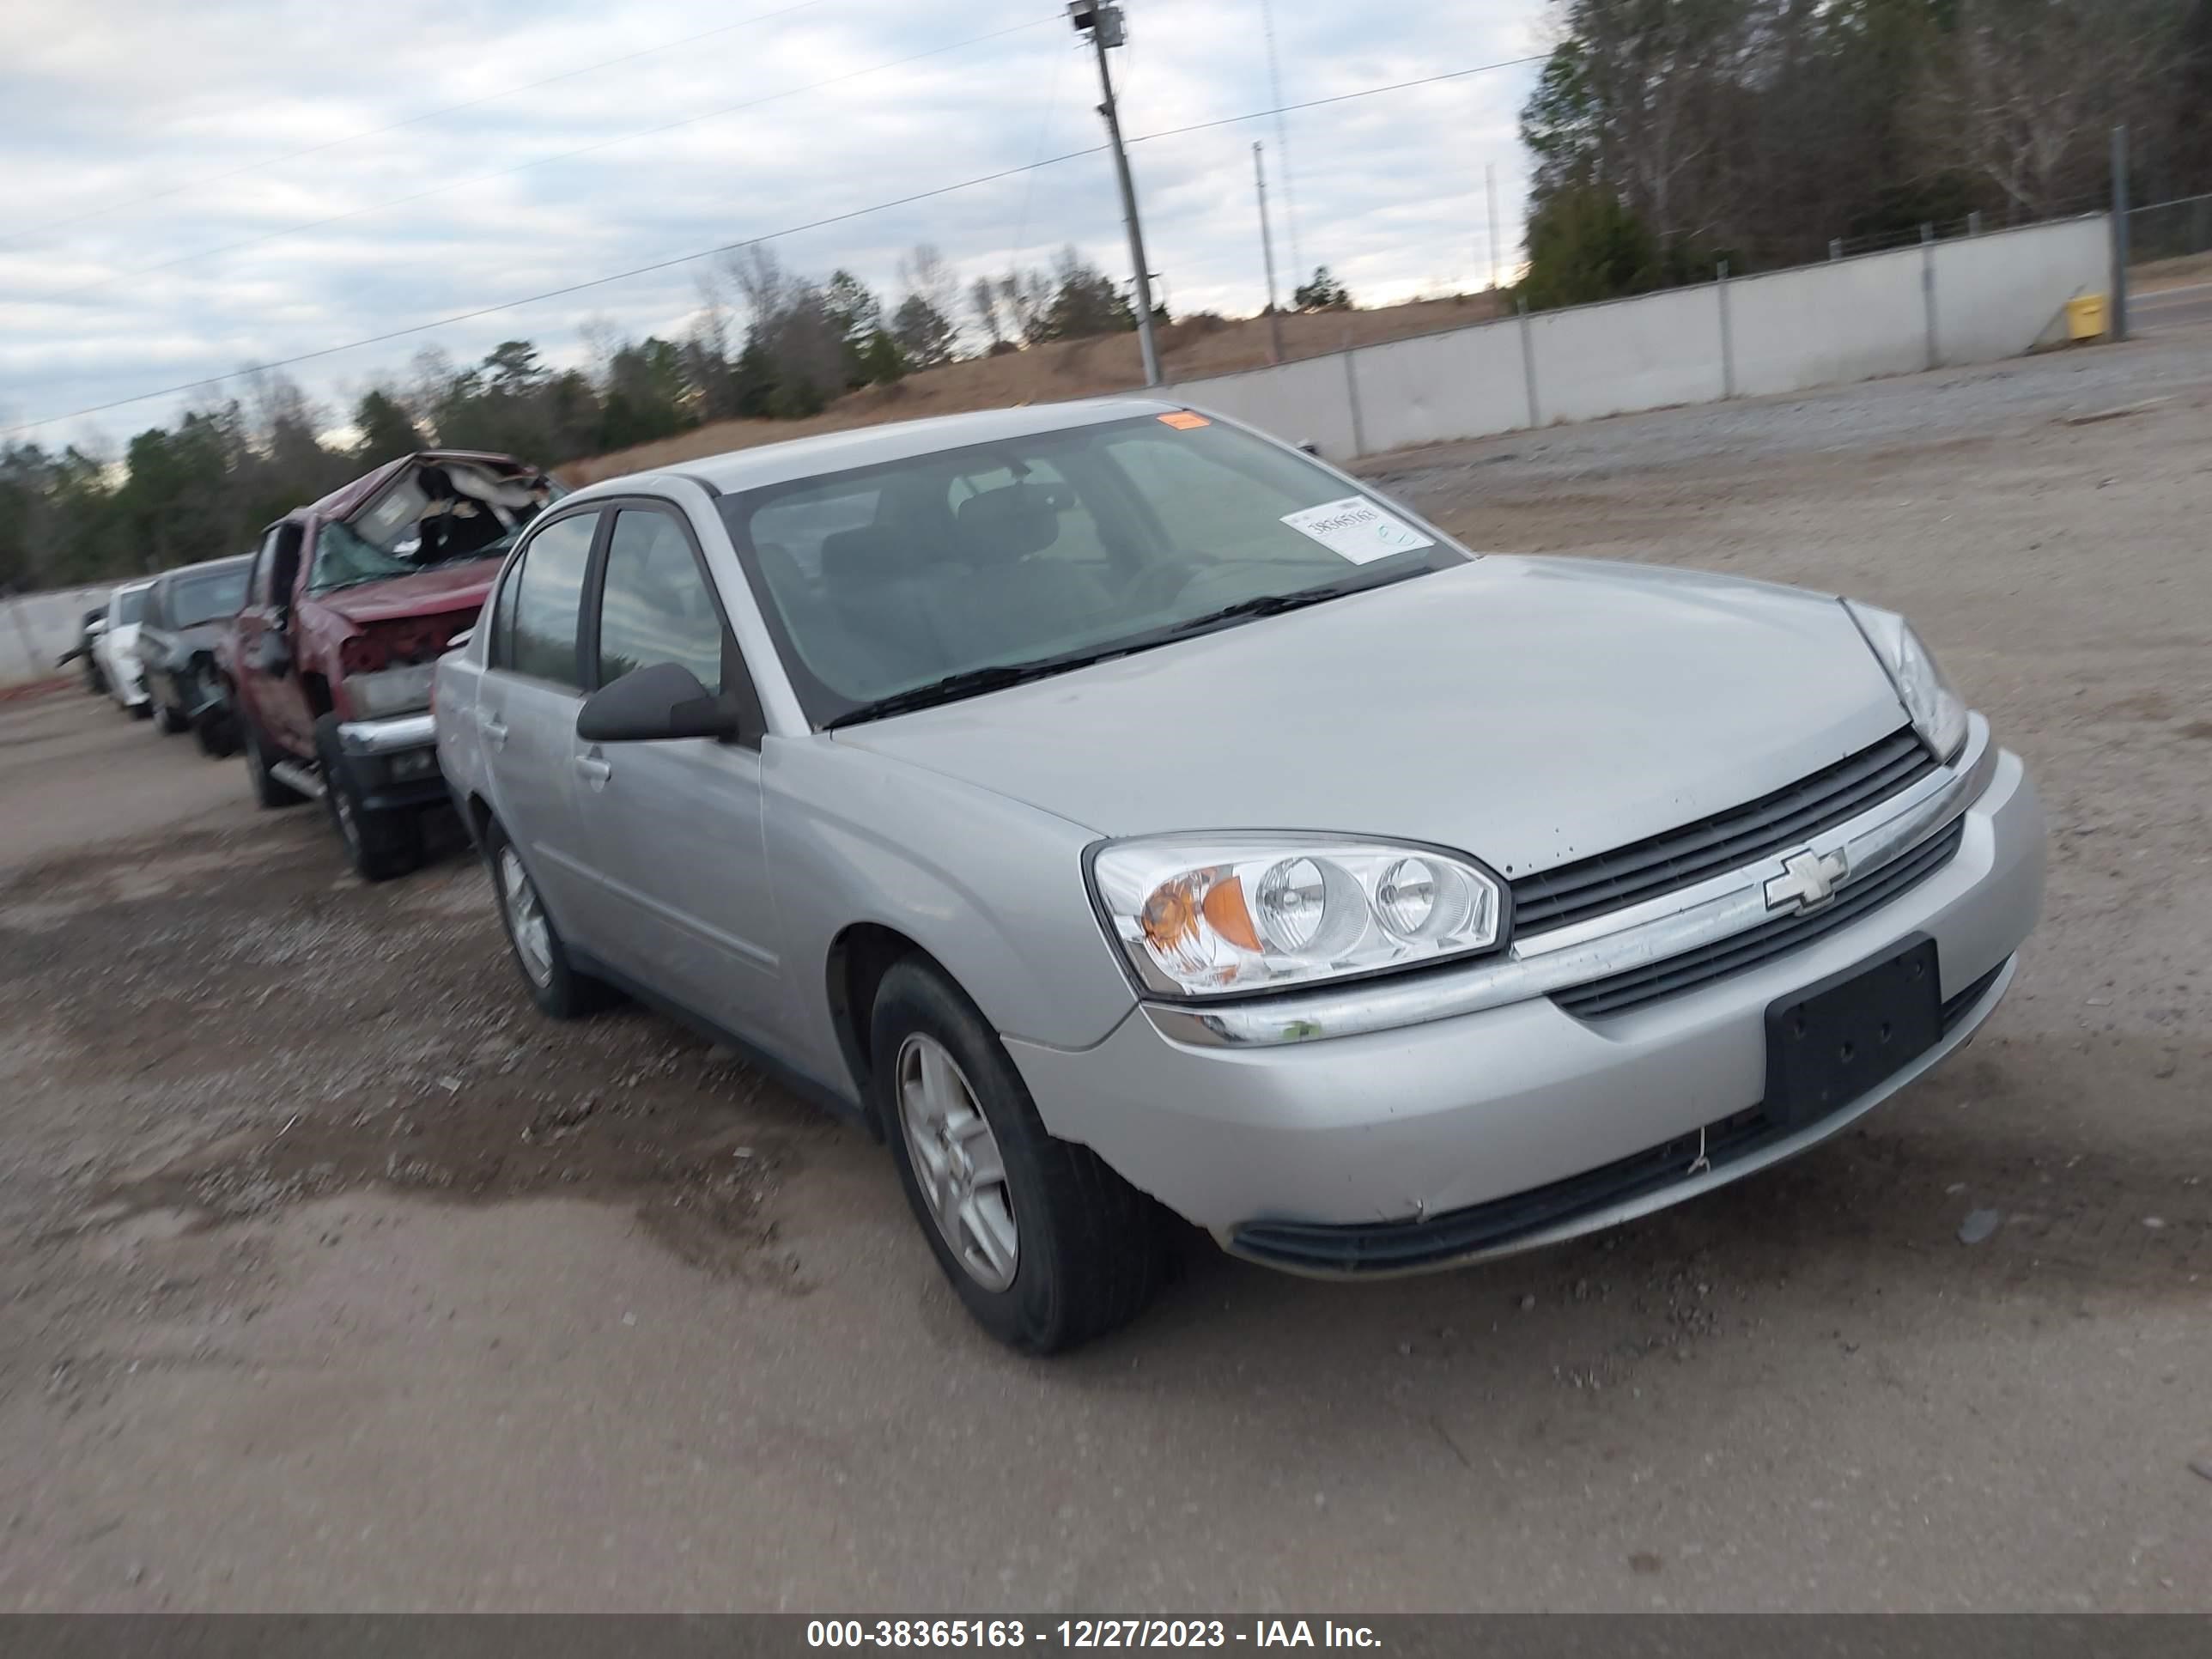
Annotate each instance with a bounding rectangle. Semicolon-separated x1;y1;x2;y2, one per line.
870;958;1164;1353
195;710;238;758
315;714;422;884
483;818;611;1019
242;714;307;810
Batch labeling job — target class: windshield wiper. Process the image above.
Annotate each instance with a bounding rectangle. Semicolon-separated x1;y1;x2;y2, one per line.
825;649;1129;729
1160;568;1423;640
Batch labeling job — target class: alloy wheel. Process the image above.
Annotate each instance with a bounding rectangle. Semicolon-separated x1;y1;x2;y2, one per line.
499;846;554;988
896;1032;1019;1291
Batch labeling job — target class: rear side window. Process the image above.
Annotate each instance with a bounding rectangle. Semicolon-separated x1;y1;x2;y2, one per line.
594;509;723;694
505;513;597;689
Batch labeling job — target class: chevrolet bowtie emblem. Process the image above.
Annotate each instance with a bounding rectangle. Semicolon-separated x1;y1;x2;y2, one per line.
1764;848;1848;912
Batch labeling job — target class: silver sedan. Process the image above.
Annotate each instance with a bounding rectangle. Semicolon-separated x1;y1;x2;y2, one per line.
434;399;2044;1352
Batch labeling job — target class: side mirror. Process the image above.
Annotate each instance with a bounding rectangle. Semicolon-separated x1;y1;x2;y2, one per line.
1297;441;1322;456
252;630;292;677
577;661;740;744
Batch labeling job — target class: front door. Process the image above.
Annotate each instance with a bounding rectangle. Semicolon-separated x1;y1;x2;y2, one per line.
234;525;312;750
568;505;788;1048
479;509;600;935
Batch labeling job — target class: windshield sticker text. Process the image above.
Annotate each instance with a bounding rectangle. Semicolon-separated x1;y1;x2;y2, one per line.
1279;497;1434;564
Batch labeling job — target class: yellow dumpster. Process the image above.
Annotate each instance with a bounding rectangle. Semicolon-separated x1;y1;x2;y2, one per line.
2065;294;2107;342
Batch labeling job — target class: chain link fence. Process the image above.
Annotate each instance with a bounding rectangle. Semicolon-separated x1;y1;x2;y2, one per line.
2129;191;2212;265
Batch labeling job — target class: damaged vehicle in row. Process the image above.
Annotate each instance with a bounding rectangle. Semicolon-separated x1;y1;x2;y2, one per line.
138;552;252;751
435;401;2045;1353
223;450;560;880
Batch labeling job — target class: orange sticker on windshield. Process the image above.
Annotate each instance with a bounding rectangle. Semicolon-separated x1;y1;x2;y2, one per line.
1157;410;1210;429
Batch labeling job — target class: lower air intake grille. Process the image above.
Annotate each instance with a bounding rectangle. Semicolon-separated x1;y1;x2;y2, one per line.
1552;818;1967;1019
1232;952;2008;1276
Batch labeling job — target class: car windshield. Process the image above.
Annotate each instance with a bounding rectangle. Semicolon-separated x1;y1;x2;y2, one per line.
170;567;250;628
310;521;524;594
111;587;148;625
721;414;1466;725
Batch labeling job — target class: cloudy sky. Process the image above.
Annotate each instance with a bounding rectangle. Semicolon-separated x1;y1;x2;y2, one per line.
0;0;1551;449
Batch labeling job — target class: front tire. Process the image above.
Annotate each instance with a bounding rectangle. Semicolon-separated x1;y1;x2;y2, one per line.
871;958;1163;1353
154;700;186;735
483;818;611;1019
314;714;422;883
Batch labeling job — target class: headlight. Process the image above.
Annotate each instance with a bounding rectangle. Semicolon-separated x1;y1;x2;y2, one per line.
345;664;435;720
1844;600;1967;762
1089;836;1507;998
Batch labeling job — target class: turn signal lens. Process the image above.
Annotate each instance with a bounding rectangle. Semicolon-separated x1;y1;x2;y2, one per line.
1091;836;1506;998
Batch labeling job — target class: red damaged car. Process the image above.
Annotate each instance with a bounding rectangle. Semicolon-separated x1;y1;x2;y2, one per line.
222;450;560;880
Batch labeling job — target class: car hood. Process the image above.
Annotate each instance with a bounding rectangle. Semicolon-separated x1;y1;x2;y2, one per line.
313;558;503;624
829;557;1916;880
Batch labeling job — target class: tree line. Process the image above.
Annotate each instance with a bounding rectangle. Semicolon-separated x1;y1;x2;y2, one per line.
1519;0;2212;308
0;240;1163;592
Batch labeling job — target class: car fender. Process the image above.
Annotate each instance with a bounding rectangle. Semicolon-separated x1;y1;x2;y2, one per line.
762;734;1137;1086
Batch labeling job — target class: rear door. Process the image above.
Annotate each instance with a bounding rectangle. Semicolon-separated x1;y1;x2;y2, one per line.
477;508;603;938
566;502;787;1046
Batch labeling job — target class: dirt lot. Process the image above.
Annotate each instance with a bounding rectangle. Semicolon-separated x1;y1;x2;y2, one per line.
3;331;2209;1613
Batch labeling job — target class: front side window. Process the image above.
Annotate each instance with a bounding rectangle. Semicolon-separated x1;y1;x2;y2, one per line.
504;513;597;690
720;414;1463;723
594;510;723;694
111;586;148;626
170;567;251;628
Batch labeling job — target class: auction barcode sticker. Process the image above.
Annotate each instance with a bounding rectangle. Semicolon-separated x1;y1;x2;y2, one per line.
1279;495;1434;564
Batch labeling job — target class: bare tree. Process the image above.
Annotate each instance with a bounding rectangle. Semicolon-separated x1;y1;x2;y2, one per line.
724;243;793;333
970;276;1004;348
1917;0;2178;220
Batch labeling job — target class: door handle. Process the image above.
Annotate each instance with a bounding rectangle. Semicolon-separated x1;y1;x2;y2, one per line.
481;714;507;750
575;754;612;790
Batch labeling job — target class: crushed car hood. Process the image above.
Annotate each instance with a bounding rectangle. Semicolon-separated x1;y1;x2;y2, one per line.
314;558;504;625
829;557;1915;880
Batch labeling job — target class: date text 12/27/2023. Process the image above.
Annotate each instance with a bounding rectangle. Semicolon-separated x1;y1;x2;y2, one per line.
805;1620;1383;1650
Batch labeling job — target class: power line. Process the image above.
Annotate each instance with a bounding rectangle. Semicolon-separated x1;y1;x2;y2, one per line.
2;147;1104;440
1004;36;1073;276
4;50;1547;440
1124;53;1547;149
27;18;1054;305
0;0;836;250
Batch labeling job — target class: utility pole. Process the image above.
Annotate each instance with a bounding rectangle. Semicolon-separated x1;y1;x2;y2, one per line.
1486;163;1501;291
2111;125;2131;343
1071;2;1161;387
1254;142;1285;364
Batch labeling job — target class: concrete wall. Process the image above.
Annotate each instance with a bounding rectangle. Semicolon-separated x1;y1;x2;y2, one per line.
2;583;116;689
1173;214;2111;464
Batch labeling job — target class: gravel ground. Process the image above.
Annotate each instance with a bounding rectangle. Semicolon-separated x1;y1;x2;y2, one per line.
1;331;2209;1613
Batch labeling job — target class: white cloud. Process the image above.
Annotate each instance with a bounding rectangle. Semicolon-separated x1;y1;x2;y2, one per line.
0;0;1547;447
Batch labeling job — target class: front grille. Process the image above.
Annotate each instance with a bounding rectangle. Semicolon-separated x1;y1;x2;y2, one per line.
1553;817;1966;1019
1510;727;1936;935
1234;951;2011;1276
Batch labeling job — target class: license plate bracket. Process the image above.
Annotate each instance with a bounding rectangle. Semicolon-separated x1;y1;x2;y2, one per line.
1765;935;1942;1131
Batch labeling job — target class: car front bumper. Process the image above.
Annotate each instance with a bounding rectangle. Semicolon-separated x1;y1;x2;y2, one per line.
1006;743;2043;1273
334;712;445;812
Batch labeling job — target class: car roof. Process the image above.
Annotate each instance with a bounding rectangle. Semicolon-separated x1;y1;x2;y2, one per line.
110;578;155;595
571;397;1190;502
150;552;253;587
286;449;542;525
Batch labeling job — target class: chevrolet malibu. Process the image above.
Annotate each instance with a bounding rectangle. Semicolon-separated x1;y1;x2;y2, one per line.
433;401;2044;1352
